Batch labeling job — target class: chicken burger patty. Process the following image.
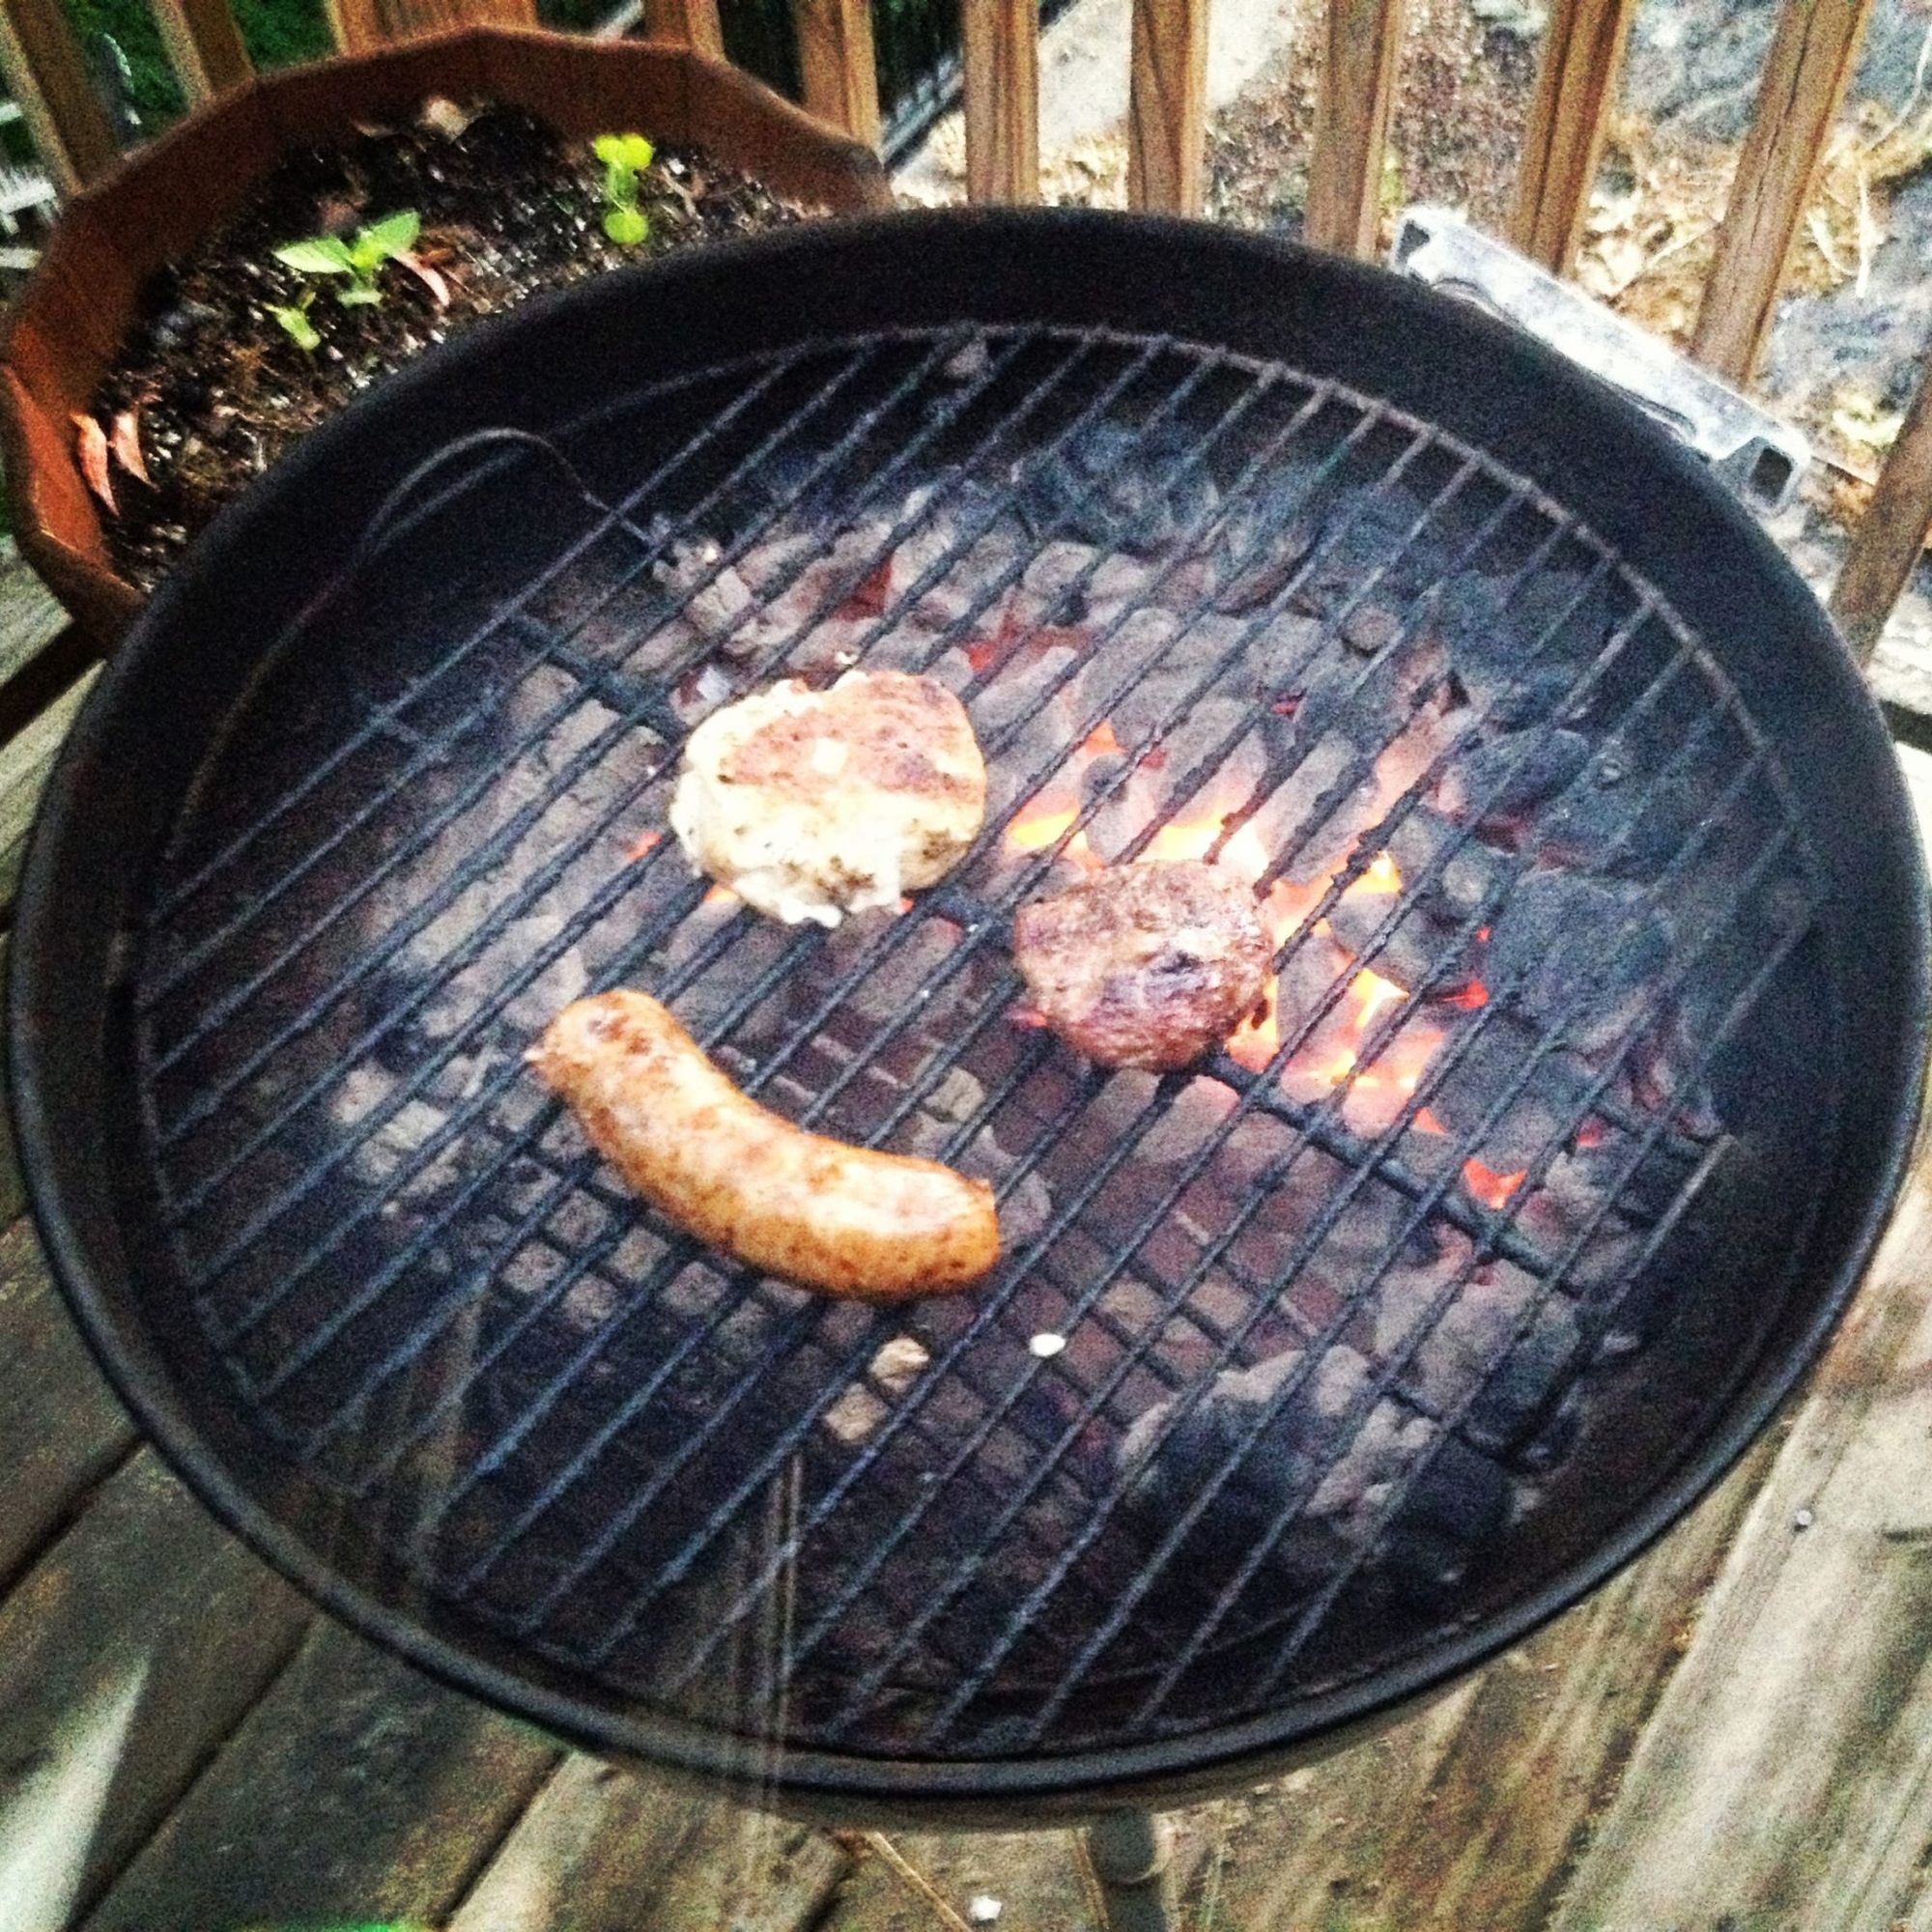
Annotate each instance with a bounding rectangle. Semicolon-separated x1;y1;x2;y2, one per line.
1012;860;1273;1070
668;669;987;926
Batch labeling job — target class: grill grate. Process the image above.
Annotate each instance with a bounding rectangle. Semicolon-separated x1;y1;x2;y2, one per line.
128;324;1827;1759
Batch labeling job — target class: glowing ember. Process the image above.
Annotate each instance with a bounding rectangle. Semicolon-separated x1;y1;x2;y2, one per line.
1439;980;1490;1011
1351;968;1406;1030
1348;851;1403;897
1005;799;1098;868
1463;1158;1527;1209
1007;801;1078;850
1082;720;1122;757
702;883;739;908
1575;1118;1607;1150
625;829;664;861
1143;813;1223;867
1414;1106;1449;1135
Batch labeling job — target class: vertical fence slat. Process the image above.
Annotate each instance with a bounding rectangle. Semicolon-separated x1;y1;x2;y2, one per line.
1830;365;1932;662
1690;0;1876;384
152;0;253;105
1508;0;1636;274
796;0;881;148
1126;0;1208;214
642;0;725;59
1303;0;1406;258
963;0;1037;203
0;0;117;194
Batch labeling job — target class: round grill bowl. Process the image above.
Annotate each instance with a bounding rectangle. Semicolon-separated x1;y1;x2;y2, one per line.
12;211;1927;1825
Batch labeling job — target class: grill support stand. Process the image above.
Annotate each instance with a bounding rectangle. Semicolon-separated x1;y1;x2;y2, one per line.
1087;1810;1176;1932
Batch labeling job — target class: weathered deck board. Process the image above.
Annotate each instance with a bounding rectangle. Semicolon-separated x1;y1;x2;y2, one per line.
1187;1435;1777;1929
0;1452;312;1928
0;664;96;921
0;1215;137;1588
823;1823;1106;1929
1545;1129;1932;1914
84;1623;559;1931
0;542;69;689
446;1751;851;1930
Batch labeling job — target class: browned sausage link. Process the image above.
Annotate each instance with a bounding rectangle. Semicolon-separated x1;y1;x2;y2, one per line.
528;990;1000;1299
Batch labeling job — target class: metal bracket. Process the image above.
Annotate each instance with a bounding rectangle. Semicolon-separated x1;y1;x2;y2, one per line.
1391;205;1809;516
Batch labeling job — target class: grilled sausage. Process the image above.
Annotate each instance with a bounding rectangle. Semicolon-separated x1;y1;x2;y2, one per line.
528;989;999;1298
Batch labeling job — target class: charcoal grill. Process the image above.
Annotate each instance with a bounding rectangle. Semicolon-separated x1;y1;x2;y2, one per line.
13;211;1927;1825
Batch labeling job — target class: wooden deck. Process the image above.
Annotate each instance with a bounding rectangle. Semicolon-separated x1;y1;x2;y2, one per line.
4;536;1932;1931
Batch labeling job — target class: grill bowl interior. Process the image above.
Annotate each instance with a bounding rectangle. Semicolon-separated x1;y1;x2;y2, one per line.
13;210;1926;1823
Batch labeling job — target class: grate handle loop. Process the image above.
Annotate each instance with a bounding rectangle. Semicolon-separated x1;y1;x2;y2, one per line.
351;427;611;564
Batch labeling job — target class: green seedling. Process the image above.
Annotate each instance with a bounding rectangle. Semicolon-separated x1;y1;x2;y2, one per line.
594;131;655;246
273;209;421;307
267;287;321;352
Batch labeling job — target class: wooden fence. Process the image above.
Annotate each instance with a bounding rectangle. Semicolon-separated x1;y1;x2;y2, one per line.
0;0;1929;658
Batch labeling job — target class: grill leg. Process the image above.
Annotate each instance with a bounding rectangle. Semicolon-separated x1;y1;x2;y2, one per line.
1086;1809;1175;1932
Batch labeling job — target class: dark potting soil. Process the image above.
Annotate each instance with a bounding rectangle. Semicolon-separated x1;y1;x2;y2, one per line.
92;103;805;589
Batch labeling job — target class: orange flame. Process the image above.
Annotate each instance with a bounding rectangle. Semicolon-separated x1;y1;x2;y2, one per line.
1463;1158;1526;1209
1345;851;1403;897
702;883;739;908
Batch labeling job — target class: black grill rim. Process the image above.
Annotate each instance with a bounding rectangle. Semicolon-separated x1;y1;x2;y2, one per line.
12;208;1927;1825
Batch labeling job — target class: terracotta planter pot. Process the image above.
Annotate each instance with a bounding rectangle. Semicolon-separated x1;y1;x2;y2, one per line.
0;25;893;642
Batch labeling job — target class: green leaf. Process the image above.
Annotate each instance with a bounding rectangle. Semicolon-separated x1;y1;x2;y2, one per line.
603;204;648;246
357;209;421;261
273;236;355;276
335;284;384;306
268;302;321;352
594;131;654;170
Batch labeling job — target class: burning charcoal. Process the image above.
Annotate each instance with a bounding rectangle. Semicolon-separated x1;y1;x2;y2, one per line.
1373;1267;1581;1457
1484;869;1672;1056
1290;493;1441;620
1118;1348;1373;1606
650;544;793;662
1241;608;1328;692
1533;742;1707;883
820;1334;932;1446
1020;538;1105;617
1387;808;1515;926
1340;602;1404;656
1013;423;1215;555
1134;1075;1240;1167
1424;1014;1593;1169
1208;467;1325;615
1429;575;1579;729
1378;1435;1512;1592
730;528;826;598
1436;727;1591;837
971;637;1084;736
1325;894;1453;992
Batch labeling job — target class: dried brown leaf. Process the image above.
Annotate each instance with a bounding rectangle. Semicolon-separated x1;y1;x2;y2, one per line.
418;95;474;140
396;248;450;309
72;412;115;515
109;408;151;485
